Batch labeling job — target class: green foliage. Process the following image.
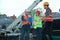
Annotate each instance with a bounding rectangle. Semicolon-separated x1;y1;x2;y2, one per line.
0;14;6;16
30;10;36;18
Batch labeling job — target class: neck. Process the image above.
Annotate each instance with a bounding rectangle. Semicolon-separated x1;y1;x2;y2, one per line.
46;7;49;9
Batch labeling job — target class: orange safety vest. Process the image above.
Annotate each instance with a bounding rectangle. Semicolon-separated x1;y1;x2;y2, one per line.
24;15;28;20
22;15;30;26
22;21;30;26
43;10;53;22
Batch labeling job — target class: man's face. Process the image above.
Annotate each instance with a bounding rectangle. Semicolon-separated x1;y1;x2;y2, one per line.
44;5;47;9
25;12;29;15
36;13;39;16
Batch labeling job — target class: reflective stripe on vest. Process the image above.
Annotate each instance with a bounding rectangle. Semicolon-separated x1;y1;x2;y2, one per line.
22;21;30;26
34;21;42;29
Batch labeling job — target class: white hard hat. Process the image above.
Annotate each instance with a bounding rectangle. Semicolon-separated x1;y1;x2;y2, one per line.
25;9;30;12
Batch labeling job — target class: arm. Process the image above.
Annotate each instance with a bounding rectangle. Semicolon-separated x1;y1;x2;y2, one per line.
42;8;51;20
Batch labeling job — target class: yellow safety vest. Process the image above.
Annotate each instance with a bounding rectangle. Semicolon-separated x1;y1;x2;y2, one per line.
34;15;42;29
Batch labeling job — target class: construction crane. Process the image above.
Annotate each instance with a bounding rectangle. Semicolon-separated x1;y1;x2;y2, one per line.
6;0;42;31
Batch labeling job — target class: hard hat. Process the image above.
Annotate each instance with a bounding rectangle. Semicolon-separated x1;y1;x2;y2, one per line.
25;9;30;13
43;2;49;6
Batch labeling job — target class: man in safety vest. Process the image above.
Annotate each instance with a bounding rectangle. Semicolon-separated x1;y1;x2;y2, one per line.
20;10;31;40
42;2;53;40
34;10;42;40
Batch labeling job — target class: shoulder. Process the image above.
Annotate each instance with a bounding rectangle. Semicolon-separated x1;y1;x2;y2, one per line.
47;8;51;11
46;8;51;12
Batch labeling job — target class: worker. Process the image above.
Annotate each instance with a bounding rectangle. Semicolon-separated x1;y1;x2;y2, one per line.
20;10;31;40
34;10;42;40
42;2;53;40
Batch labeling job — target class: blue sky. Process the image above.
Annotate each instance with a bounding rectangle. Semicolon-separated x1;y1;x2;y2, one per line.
0;0;60;17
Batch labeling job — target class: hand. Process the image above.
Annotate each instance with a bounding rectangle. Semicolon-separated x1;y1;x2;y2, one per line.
39;16;43;19
40;16;45;20
34;20;38;22
41;17;46;20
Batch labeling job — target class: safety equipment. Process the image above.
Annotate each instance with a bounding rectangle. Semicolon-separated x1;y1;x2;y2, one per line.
43;10;53;22
24;15;28;20
43;2;49;6
22;21;30;26
34;15;42;29
25;9;30;13
21;15;30;26
34;22;42;29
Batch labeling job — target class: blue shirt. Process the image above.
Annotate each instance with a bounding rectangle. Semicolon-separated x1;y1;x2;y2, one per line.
46;8;51;18
28;17;32;23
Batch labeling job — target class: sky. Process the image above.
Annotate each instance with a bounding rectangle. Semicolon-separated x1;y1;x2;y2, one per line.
0;0;60;17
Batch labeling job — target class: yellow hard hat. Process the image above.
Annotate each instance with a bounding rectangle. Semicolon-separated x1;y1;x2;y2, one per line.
43;2;49;6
